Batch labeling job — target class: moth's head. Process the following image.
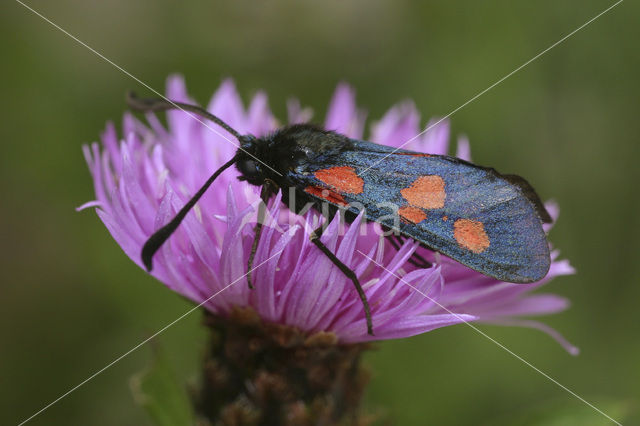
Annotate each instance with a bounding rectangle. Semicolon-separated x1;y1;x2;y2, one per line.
236;135;266;186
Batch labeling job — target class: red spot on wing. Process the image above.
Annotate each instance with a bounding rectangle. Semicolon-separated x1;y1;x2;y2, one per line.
453;219;490;253
398;206;427;224
442;215;448;221
314;166;364;194
304;186;348;207
401;175;446;209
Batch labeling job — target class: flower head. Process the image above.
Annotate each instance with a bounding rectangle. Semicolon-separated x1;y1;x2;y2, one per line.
81;76;576;353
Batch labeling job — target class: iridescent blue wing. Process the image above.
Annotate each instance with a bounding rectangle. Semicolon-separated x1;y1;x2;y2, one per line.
286;139;551;283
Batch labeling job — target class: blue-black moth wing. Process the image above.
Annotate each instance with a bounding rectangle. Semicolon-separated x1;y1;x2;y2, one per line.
286;139;551;283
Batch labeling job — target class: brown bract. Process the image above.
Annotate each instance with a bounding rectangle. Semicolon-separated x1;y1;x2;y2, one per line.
197;308;375;425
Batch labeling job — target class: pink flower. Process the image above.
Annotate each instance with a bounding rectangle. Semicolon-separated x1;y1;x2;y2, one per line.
81;76;577;353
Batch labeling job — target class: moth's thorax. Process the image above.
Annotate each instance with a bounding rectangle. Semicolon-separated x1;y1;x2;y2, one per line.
235;124;353;186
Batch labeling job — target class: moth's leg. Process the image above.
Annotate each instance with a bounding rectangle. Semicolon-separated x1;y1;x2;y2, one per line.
387;233;433;269
310;224;374;336
380;225;404;252
387;233;402;251
247;182;276;289
409;243;433;269
381;227;421;267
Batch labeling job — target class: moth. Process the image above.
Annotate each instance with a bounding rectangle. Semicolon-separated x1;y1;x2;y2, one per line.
128;93;551;335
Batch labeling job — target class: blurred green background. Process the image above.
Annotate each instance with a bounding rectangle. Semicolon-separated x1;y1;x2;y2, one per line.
2;1;638;425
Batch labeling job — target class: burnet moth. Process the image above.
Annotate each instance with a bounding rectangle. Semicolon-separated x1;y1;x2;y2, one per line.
128;92;552;335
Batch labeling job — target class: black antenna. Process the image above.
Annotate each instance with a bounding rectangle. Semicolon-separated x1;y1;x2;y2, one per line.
126;91;243;141
126;92;245;271
142;156;239;271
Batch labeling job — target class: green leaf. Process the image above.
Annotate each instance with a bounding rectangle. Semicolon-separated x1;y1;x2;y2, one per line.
130;347;194;426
